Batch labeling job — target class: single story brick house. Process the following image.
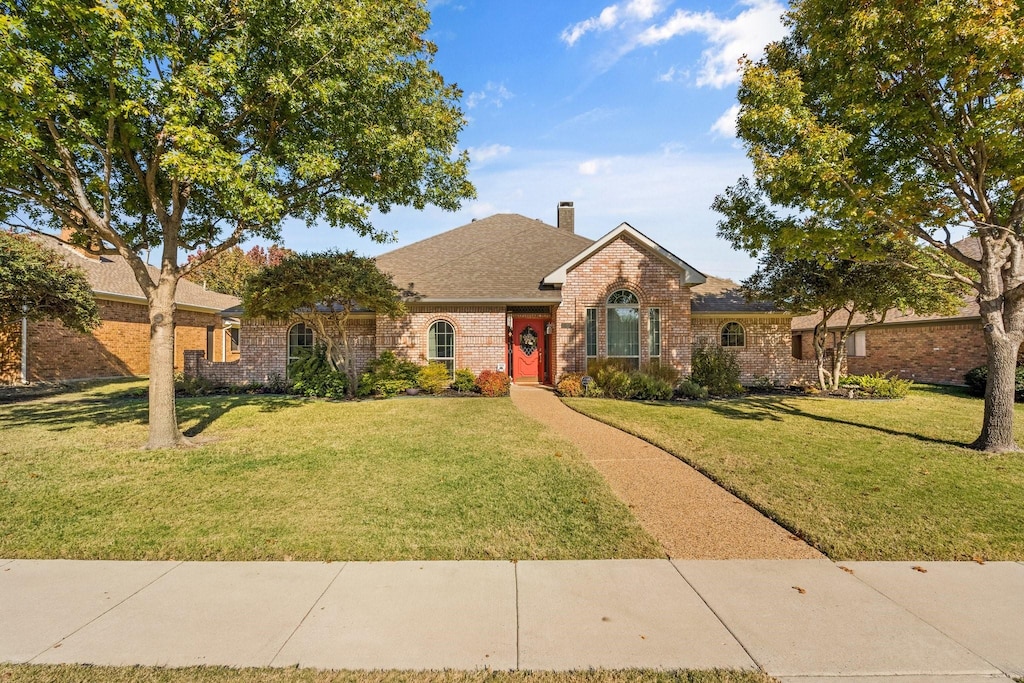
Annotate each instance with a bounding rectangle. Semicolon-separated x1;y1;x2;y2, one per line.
791;294;986;386
188;203;816;386
1;233;240;384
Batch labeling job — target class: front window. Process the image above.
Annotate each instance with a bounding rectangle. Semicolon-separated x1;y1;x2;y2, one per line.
585;308;597;361
228;327;240;353
721;321;745;348
287;323;314;375
648;308;661;360
607;290;640;369
428;320;455;375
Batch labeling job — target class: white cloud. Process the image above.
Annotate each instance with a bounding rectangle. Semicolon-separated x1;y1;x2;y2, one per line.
561;0;666;46
465;82;513;109
710;104;741;138
636;0;787;88
468;144;512;164
578;158;613;175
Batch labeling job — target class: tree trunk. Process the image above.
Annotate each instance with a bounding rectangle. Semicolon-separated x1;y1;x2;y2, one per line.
146;282;189;449
974;328;1021;453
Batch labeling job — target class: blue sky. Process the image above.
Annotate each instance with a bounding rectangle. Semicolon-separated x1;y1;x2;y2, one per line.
280;0;789;281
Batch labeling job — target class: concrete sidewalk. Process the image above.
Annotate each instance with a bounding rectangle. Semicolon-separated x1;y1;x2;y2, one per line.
2;558;1022;681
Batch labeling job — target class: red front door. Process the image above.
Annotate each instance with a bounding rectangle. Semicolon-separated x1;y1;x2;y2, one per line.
511;318;545;383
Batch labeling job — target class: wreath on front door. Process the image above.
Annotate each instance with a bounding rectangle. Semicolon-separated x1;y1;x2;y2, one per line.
519;326;539;357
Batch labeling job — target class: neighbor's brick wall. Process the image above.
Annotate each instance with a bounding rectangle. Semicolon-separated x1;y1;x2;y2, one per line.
692;315;817;385
554;234;691;378
376;305;507;376
1;299;230;383
189;316;377;384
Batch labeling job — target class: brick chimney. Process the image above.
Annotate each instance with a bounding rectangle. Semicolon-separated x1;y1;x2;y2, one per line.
557;201;574;233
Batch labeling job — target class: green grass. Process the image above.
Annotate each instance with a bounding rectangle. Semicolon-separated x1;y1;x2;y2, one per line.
565;385;1024;561
0;381;661;561
0;666;775;683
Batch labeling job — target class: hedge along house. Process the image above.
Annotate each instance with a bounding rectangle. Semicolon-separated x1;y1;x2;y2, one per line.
187;203;816;386
0;232;241;384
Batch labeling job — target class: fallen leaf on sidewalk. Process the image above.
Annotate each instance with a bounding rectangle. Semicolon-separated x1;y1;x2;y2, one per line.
973;556;985;565
838;566;854;574
792;586;806;594
912;566;927;573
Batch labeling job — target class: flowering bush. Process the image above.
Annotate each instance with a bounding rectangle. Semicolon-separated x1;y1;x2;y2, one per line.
555;372;585;397
475;370;512;397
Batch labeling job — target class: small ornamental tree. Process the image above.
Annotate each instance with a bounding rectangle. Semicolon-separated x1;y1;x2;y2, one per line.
0;0;473;447
715;0;1024;451
0;230;99;333
736;249;967;390
185;244;293;297
243;251;406;396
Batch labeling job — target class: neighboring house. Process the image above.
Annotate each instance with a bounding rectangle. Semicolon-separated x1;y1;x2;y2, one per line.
790;294;985;385
187;203;816;386
0;232;240;384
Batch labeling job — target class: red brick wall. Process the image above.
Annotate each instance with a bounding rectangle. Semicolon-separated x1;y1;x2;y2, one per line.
554;234;691;377
0;299;230;383
692;315;817;385
376;305;508;376
0;323;20;383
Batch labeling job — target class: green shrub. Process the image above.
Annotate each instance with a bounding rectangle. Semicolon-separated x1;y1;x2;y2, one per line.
639;360;679;385
452;368;477;393
963;364;1024;401
288;344;349;398
748;375;775;393
265;373;290;394
555;372;585;397
174;372;220;396
690;344;743;397
588;358;635;399
475;370;511;397
675;378;709;400
842;372;913;399
358;350;422;397
628;372;674;401
417;362;452;395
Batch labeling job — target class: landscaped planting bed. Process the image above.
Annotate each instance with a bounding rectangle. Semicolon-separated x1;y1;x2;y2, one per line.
0;381;661;561
565;385;1024;561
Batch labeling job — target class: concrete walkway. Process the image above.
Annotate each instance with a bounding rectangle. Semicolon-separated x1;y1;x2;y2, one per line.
2;558;1022;680
510;385;820;559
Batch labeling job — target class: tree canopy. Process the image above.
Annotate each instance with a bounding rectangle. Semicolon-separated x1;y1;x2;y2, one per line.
716;0;1024;451
0;0;474;446
0;230;99;333
185;244;293;297
243;250;407;396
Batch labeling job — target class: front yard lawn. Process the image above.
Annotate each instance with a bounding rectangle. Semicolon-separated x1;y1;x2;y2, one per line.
0;381;661;561
565;385;1024;561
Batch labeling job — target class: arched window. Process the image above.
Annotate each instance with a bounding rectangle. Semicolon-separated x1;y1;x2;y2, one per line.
428;320;455;375
721;321;745;348
287;323;315;375
606;289;640;369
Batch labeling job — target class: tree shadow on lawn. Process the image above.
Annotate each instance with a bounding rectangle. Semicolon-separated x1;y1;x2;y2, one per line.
685;394;968;448
0;392;301;438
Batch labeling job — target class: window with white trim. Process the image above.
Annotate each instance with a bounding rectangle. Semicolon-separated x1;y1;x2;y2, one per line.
287;323;314;376
648;308;661;361
428;320;455;375
845;330;866;357
607;290;640;369
721;321;745;348
585;308;597;362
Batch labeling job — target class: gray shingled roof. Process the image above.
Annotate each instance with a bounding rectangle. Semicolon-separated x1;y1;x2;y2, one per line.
33;233;240;313
690;276;784;314
374;213;595;302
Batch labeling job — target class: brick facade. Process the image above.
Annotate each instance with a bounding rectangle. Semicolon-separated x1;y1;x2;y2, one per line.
554;234;691;378
1;298;233;383
692;314;817;385
792;320;989;385
376;305;508;375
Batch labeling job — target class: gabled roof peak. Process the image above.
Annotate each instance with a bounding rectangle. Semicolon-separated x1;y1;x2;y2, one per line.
542;222;706;287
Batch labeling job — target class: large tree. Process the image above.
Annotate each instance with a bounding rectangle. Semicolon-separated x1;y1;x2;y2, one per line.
185;244;293;297
0;230;99;333
736;248;966;390
716;0;1024;452
0;0;473;447
243;250;406;396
